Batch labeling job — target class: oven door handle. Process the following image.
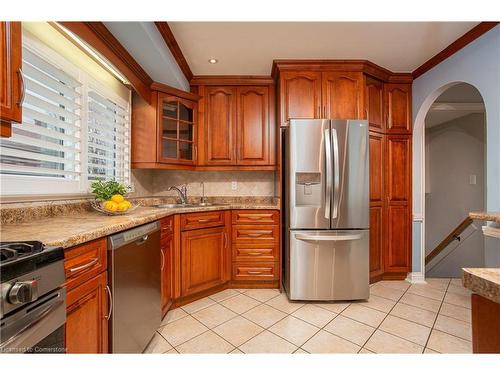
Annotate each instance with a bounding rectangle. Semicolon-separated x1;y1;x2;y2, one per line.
0;298;64;349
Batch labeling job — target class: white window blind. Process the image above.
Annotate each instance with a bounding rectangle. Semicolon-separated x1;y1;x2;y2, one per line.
0;32;131;197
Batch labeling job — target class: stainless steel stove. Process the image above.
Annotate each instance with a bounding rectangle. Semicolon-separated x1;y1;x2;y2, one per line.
0;241;66;353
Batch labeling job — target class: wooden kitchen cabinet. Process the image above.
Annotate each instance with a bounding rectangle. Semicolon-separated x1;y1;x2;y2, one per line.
160;216;174;316
279;71;322;123
384;83;412;134
365;76;385;132
1;21;22;137
322;71;364;120
65;272;108;354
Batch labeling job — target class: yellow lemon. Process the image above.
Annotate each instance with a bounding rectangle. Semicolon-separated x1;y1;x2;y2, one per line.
123;200;132;209
103;200;118;212
117;202;130;212
111;194;124;204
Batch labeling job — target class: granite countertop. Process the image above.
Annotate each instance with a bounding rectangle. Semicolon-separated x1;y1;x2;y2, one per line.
0;201;279;249
469;211;500;222
463;268;500;304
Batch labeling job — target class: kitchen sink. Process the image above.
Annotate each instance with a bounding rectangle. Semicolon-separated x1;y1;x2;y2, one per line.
153;203;195;209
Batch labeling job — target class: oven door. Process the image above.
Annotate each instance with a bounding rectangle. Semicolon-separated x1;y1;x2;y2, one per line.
0;288;66;354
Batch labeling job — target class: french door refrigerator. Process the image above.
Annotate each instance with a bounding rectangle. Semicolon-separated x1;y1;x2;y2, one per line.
283;119;369;301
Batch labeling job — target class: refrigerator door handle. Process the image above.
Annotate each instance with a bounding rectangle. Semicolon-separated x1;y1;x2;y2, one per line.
295;233;362;242
324;128;332;220
331;128;340;219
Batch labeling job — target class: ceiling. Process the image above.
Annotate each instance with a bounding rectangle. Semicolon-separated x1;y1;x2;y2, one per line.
168;22;479;75
425;83;485;128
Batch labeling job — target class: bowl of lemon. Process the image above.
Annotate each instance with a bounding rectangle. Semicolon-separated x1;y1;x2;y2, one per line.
90;180;138;216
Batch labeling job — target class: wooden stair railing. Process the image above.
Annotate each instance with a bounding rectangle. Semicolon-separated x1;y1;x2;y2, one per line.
425;216;474;265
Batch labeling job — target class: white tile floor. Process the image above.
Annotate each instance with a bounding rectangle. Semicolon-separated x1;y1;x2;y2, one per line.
144;278;473;354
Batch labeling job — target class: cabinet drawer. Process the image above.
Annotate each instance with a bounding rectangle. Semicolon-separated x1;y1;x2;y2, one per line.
180;211;225;231
232;243;278;262
232;262;279;281
232;210;279;225
64;238;107;291
232;225;279;243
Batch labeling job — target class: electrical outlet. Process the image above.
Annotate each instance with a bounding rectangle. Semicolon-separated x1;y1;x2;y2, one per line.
469;174;477;185
231;181;238;190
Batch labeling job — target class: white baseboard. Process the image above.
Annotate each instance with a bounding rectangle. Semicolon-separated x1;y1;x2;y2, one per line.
405;272;426;284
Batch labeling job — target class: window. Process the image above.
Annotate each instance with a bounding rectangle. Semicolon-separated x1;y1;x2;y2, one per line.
0;30;131;196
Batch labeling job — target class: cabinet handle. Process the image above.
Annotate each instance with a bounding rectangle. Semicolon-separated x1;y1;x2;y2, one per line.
160;248;165;271
224;232;228;248
193;145;197;162
246;252;262;256
197;218;211;223
246;271;263;275
105;285;113;321
17;68;25;106
241;215;266;220
68;258;98;274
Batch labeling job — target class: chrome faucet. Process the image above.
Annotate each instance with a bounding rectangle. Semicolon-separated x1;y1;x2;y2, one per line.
168;184;188;204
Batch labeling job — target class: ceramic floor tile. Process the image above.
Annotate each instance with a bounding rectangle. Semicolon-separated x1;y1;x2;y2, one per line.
191;303;237;329
444;292;471;309
425;278;451;290
291;304;337;328
324;315;375;346
220;293;261;314
266;293;304;314
181;297;217;314
449;278;463;286
230;348;243;354
359;348;375;354
243;289;281;302
302;330;360;353
341;304;387;328
143;332;173;353
158;315;208;347
269;316;319;346
209;289;241;302
165;349;178;354
364;330;424;353
357;294;396;313
315;301;351;314
176;331;234;354
407;284;446;301
424;347;440;354
426;329;472;353
390;302;437;328
375;280;411;292
243;304;287;328
370;284;405;301
447;284;472;297
213;316;264;347
160;308;188;326
379;315;431;346
400;292;442;313
439;302;471;323
239;330;298;354
293;348;309;354
434;315;472;341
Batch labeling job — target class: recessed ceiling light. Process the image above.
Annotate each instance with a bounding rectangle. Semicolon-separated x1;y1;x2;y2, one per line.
208;58;218;64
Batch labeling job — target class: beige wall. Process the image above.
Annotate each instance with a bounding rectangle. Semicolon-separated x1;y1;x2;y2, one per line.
131;170;276;197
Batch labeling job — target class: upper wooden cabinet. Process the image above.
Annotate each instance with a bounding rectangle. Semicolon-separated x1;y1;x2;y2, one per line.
322;71;364;120
279;71;322;123
1;21;22;137
365;76;385;132
204;86;237;165
236;86;270;165
384;83;412;134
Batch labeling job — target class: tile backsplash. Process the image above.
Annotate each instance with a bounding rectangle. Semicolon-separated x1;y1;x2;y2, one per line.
131;170;277;198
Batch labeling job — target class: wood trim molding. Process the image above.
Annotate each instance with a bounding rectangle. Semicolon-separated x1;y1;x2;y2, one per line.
154;22;193;82
190;75;275;86
58;22;153;103
150;82;200;101
271;59;413;83
412;22;499;79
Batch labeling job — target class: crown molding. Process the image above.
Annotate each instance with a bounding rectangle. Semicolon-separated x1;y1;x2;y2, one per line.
412;22;499;79
190;75;275;86
150;81;200;101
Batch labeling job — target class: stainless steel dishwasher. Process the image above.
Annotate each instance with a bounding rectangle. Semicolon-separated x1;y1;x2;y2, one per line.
108;221;161;353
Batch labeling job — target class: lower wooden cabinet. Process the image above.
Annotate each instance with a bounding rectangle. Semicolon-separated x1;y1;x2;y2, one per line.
161;232;174;315
369;206;384;279
180;225;230;297
65;272;108;354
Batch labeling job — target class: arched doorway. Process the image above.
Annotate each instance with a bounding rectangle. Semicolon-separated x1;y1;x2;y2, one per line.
413;82;487;280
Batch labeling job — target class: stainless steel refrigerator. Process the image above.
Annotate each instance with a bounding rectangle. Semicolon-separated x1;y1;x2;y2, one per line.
283;119;369;301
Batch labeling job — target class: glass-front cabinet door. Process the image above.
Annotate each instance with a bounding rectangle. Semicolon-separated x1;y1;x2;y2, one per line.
158;93;196;164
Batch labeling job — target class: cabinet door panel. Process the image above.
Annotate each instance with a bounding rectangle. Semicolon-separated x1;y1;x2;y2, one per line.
387;135;411;202
236;86;269;165
385;83;411;134
161;234;173;315
365;77;384;131
66;272;108;354
205;86;237;165
369;132;384;203
0;22;22;135
369;206;384;278
181;226;228;296
279;71;321;124
322;71;363;119
385;206;410;272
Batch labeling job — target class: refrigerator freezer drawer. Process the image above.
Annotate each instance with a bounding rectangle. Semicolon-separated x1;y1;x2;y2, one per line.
288;230;369;301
